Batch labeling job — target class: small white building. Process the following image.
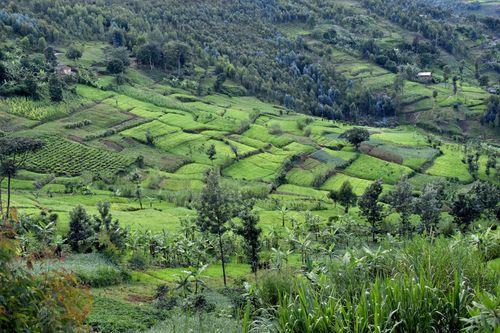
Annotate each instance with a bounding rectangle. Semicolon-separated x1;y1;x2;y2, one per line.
417;72;432;79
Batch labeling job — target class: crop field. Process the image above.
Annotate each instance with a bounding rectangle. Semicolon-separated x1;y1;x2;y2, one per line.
7;74;493;234
0;94;91;121
344;154;414;184
25;136;134;176
426;143;474;183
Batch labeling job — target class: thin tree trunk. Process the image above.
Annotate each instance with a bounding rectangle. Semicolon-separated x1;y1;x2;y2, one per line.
218;232;227;287
6;175;11;219
0;178;3;217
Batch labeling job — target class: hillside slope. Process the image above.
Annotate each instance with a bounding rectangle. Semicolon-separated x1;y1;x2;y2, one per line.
0;0;499;137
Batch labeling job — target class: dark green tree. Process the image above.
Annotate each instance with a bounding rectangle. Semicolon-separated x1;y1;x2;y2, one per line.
137;43;164;70
67;205;95;253
390;175;414;237
107;58;125;74
359;179;383;242
342;128;370;150
332;180;357;213
48;74;63;102
415;182;443;233
66;46;82;60
164;41;190;74
206;144;216;166
451;192;481;232
237;200;261;277
196;169;239;286
0;137;43;220
44;46;57;66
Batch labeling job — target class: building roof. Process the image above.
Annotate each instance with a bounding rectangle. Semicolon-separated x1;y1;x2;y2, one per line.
417;72;432;77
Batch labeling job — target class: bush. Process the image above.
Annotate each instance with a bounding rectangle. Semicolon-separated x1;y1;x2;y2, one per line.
256;270;297;307
128;251;151;270
181;294;216;313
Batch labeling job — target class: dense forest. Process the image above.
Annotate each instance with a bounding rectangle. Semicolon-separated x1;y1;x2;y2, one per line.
0;0;499;332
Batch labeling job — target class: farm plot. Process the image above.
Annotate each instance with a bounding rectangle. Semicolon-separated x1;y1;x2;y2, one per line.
369;128;429;146
321;173;393;196
159;113;216;131
121;120;180;142
26;136;133;176
223;152;289;181
311;148;357;167
286;158;334;187
361;143;439;170
344;154;414;184
168;139;238;166
29;103;133;138
276;184;329;200
242;125;294;147
102;94;165;118
426;144;473;183
0;94;90;121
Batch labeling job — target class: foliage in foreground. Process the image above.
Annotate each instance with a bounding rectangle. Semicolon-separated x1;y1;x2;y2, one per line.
0;237;92;332
270;236;499;333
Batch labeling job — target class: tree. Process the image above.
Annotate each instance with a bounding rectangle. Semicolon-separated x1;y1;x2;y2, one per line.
196;169;239;286
214;73;226;92
415;182;443;233
66;46;82;60
67;205;95;253
137;43;164;70
107;58;125;74
451;192;481;232
359;180;383;242
279;204;288;227
237;201;261;277
393;73;406;96
333;181;357;213
485;152;496;176
343;128;370;150
44;46;57;66
206;144;216;166
129;172;143;210
0;137;43;219
452;76;458;95
443;65;451;85
230;144;238;160
389;175;414;237
145;130;156;146
164;41;190;74
48;74;63;102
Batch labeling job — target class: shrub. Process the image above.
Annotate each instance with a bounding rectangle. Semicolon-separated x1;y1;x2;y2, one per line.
128;251;151;270
181;294;216;313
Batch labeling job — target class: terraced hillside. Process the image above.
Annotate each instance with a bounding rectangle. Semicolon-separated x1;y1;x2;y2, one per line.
2;61;498;233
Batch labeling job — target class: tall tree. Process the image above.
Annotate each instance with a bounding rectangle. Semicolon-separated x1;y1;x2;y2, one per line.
390;175;414;237
67;205;94;253
48;74;63;102
196;169;239;286
415;182;443;233
206;144;216;166
0;137;43;220
237;200;261;278
332;180;357;213
359;179;383;242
